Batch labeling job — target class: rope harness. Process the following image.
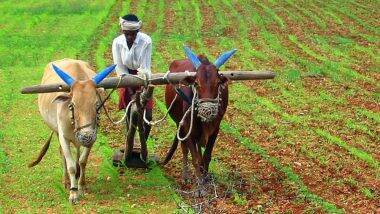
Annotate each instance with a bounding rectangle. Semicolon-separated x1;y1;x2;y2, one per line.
68;102;99;133
93;72;224;142
176;83;223;141
68;100;99;146
176;86;197;141
195;84;223;123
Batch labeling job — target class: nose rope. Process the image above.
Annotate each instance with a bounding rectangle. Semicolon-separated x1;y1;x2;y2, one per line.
196;84;222;122
176;83;223;141
96;76;131;125
69;102;99;132
176;85;197;141
69;103;98;146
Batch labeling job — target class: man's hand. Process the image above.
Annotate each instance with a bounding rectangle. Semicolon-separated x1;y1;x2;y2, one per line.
137;68;152;80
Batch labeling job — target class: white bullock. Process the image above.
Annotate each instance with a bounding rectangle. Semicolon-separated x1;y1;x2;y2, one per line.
30;59;115;204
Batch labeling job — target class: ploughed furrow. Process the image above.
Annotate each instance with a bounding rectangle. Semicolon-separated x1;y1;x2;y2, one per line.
199;2;379;211
224;83;379;212
232;1;379;154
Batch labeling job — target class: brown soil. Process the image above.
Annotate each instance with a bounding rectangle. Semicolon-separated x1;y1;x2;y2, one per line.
235;83;380;213
153;127;316;213
262;2;379;84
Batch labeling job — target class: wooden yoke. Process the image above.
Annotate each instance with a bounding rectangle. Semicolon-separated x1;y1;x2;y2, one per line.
21;71;276;94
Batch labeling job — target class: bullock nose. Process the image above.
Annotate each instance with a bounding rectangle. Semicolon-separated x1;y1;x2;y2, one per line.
75;130;97;147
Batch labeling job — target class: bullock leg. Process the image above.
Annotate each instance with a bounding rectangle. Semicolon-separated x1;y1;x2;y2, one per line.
188;140;207;197
75;147;81;180
78;146;91;197
58;134;79;204
187;138;203;181
59;146;70;189
180;140;191;184
202;129;219;182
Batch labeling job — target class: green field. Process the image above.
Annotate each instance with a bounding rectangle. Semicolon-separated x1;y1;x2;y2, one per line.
0;0;379;213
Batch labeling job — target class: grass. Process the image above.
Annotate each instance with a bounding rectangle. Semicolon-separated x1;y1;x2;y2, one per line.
0;1;117;210
0;0;178;212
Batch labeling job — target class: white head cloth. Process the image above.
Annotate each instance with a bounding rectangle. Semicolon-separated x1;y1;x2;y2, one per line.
119;17;142;31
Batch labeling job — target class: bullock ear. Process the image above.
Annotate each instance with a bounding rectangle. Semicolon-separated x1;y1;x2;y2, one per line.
214;49;237;69
52;64;75;86
184;46;201;69
93;64;116;84
52;94;71;103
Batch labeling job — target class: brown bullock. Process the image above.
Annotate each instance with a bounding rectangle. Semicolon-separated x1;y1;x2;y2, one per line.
162;47;236;185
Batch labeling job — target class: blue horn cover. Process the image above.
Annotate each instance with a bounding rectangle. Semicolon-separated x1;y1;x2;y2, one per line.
52;64;75;86
214;49;237;68
184;46;201;69
92;64;116;84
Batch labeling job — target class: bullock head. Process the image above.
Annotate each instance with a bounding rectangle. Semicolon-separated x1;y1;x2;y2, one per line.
183;46;236;122
51;64;115;147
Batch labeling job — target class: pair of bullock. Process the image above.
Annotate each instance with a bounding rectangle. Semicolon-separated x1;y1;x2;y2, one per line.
30;47;236;204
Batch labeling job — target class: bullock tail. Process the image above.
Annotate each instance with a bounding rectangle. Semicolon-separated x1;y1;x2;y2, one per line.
160;135;179;165
28;131;54;168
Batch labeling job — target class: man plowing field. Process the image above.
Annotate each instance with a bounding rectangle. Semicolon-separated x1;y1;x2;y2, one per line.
112;13;153;141
21;23;275;204
111;13;155;167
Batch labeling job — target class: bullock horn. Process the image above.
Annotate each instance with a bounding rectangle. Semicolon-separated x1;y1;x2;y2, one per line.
52;64;75;86
92;64;116;84
214;49;237;69
184;46;201;69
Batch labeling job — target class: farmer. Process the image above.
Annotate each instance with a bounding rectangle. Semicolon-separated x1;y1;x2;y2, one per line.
112;13;153;139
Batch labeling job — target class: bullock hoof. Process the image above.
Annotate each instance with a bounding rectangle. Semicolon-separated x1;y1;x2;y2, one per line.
112;149;124;167
124;148;148;169
202;173;213;184
69;190;79;204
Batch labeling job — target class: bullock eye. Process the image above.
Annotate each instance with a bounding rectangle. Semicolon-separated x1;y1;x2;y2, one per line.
68;102;74;110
